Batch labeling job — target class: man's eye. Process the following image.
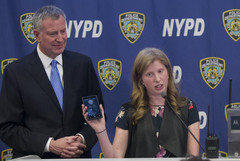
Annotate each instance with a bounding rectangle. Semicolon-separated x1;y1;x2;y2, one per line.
49;33;56;36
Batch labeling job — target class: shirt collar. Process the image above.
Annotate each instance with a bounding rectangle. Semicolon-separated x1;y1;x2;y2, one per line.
37;44;63;69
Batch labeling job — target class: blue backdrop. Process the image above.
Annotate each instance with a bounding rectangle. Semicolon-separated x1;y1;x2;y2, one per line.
1;0;240;160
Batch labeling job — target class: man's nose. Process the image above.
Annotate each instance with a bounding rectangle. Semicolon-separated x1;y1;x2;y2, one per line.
56;33;64;42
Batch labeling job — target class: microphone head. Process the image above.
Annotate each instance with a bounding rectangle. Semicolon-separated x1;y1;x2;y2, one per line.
161;91;167;99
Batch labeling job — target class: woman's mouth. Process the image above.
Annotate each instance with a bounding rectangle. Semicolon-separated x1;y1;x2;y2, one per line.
155;84;163;90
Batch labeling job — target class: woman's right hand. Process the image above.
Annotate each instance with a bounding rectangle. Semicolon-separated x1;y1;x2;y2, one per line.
81;104;106;133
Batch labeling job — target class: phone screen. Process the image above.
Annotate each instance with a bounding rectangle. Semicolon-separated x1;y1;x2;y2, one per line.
82;95;102;120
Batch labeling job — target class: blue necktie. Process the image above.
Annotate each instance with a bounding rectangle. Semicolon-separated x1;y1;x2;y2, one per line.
50;60;63;109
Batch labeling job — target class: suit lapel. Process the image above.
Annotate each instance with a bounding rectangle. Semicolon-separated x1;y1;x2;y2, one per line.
62;51;72;111
27;50;62;111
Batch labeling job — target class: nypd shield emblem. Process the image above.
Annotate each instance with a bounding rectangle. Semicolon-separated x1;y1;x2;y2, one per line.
1;58;18;75
225;103;240;121
1;149;12;161
119;12;145;43
223;9;240;41
98;59;122;90
20;13;36;44
200;57;225;89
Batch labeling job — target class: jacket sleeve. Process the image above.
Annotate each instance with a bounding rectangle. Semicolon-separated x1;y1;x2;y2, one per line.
80;58;104;151
0;66;49;156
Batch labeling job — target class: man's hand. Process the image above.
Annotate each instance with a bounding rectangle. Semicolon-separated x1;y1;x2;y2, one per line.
60;135;86;158
49;136;86;158
49;137;69;155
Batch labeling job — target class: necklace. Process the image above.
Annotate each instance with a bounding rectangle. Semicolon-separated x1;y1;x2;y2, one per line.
149;104;164;107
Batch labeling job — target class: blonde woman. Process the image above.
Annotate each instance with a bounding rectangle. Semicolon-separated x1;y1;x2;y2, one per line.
82;48;200;158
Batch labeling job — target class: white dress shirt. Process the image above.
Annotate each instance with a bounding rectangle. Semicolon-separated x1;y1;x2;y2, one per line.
36;45;85;153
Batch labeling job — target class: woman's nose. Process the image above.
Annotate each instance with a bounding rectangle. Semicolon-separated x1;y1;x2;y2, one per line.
154;74;161;82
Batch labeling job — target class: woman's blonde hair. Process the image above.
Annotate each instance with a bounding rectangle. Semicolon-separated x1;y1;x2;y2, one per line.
130;48;187;124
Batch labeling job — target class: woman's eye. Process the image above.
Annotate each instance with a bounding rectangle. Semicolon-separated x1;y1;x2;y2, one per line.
147;73;152;77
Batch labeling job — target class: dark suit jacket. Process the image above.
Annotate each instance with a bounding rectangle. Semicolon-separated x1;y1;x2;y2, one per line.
0;49;104;158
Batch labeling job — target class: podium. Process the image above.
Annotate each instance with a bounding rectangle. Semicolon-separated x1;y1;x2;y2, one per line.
227;108;240;158
8;157;240;161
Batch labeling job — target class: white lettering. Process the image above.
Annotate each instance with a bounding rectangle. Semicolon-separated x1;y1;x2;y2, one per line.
162;19;174;37
175;19;185;37
199;111;207;129
66;20;103;38
92;20;102;38
184;18;194;36
162;18;205;37
74;20;84;38
66;20;73;38
82;20;93;38
173;66;182;84
194;18;205;36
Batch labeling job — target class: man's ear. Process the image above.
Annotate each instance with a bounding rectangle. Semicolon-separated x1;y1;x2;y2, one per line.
33;29;40;41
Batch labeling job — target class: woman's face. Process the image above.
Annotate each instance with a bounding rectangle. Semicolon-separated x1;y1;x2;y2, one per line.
141;59;169;98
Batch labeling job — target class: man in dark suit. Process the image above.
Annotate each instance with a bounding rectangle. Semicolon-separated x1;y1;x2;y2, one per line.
0;5;104;159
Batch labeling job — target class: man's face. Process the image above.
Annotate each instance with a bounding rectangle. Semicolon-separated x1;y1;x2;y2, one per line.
34;15;67;59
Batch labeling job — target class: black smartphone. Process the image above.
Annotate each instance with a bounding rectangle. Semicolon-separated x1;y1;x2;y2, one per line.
82;95;102;120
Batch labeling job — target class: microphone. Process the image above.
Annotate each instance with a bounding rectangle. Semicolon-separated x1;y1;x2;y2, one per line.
161;92;205;153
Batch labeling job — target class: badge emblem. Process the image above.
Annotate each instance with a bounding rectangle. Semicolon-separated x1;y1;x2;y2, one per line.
98;59;122;90
1;58;18;75
200;57;225;89
1;149;12;161
119;12;145;43
223;9;240;41
99;152;103;158
225;103;240;121
20;13;36;44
